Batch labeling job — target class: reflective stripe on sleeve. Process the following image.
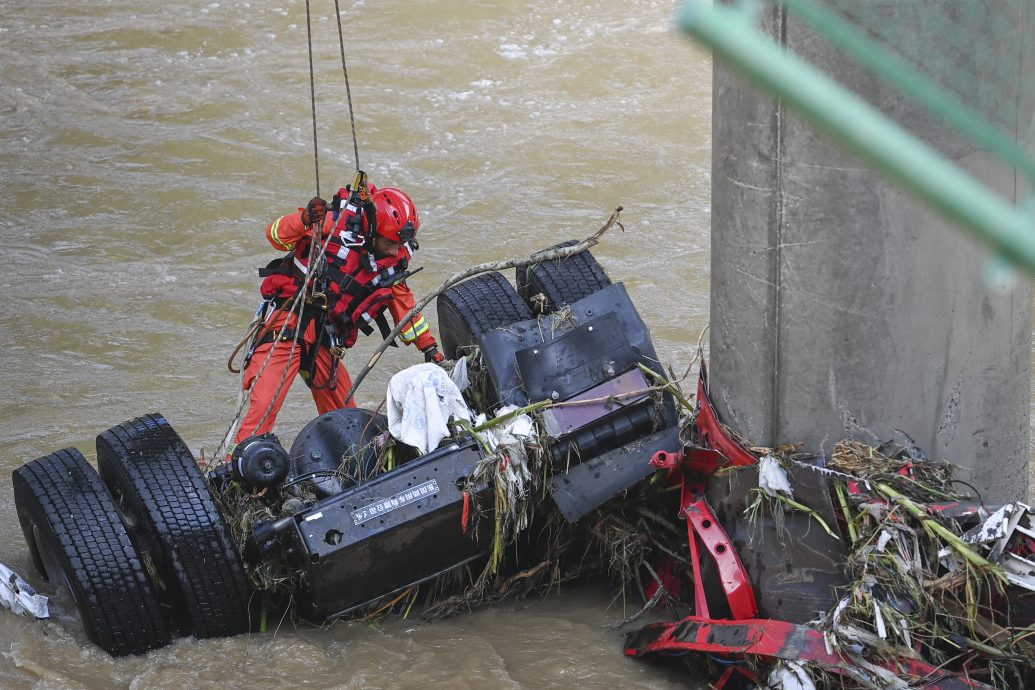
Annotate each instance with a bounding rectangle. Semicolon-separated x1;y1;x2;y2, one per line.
399;315;429;343
269;217;294;251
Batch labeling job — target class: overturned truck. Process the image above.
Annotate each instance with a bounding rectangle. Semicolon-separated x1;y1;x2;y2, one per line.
11;245;680;655
11;246;1034;688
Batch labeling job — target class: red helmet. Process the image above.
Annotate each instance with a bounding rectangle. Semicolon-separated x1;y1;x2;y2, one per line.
372;187;420;243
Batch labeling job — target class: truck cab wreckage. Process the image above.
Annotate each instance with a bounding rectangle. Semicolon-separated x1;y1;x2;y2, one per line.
10;246;1035;688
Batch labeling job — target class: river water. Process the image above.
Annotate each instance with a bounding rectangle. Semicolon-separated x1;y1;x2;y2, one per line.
0;1;712;687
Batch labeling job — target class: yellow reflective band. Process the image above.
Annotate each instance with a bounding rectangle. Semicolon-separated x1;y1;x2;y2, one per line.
269;217;293;250
399;316;429;342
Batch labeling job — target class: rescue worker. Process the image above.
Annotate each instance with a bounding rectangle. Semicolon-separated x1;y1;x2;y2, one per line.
234;180;443;446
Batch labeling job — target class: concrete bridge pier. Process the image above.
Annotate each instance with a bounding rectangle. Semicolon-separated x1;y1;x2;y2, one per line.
709;2;1032;503
706;2;1033;621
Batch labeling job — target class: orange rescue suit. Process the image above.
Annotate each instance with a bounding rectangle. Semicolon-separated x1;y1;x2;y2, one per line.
235;207;437;446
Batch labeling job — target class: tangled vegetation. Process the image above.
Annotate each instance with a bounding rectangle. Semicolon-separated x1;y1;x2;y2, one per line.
214;345;694;633
735;437;1035;689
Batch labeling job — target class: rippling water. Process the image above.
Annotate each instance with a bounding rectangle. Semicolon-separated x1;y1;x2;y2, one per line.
0;1;712;687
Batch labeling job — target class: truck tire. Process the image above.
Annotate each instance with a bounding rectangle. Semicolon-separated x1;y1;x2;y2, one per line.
12;448;171;656
437;271;533;359
96;413;253;639
515;240;611;313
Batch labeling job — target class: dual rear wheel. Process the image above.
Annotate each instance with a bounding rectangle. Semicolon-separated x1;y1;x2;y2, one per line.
437;242;612;361
437;243;612;360
13;448;171;656
436;244;612;408
12;414;253;656
514;239;612;314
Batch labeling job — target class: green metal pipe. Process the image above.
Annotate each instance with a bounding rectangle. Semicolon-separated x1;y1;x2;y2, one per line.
779;0;1035;185
679;1;1035;274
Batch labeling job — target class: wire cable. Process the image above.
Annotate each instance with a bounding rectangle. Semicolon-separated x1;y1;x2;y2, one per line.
304;0;321;196
333;0;361;172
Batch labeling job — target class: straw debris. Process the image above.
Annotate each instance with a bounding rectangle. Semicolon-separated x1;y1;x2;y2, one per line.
813;439;1034;688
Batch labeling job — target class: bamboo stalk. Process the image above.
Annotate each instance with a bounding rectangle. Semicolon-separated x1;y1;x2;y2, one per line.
471;399;553;433
636;363;695;411
875;482;1005;581
835;480;859;545
775;493;840;540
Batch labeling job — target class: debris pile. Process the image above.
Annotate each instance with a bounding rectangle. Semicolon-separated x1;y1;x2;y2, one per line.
622;363;1035;690
215;350;1035;688
809;439;1035;689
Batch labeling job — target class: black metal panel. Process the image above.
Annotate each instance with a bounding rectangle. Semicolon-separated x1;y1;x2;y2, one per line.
622;621;674;656
707;460;848;623
287;438;492;622
515;312;639;402
479;282;664;409
548;425;681;522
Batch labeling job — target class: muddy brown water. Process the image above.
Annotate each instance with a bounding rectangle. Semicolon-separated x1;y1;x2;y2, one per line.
0;1;1030;688
0;1;711;687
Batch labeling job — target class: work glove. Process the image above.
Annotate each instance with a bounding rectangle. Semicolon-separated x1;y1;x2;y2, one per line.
421;344;445;365
301;196;328;227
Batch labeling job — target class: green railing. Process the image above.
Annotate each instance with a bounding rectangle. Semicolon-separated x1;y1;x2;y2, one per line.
679;0;1035;273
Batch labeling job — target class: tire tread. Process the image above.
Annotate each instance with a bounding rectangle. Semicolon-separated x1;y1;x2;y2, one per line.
12;448;171;656
515;241;611;312
437;272;533;359
97;413;252;639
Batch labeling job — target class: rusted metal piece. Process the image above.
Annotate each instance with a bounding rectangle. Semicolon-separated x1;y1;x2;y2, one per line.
541;367;650;437
624;617;998;690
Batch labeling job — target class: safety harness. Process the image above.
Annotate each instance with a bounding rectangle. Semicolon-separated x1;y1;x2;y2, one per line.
246;185;418;387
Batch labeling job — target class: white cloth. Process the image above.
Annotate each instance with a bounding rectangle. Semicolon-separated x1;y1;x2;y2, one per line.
449;355;470;392
758;454;794;497
387;363;472;454
473;405;538;452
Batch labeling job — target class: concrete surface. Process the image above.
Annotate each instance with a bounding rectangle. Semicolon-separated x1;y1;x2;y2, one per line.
709;1;1034;502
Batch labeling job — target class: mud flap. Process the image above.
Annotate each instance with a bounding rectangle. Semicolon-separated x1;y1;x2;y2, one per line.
708;459;848;623
479;282;667;409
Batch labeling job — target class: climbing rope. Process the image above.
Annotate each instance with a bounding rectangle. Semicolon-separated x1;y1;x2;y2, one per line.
305;0;321;196
333;0;361;173
217;2;366;459
305;0;363;196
